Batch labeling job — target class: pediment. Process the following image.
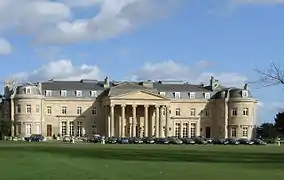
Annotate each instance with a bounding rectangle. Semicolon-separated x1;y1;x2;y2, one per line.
110;90;169;100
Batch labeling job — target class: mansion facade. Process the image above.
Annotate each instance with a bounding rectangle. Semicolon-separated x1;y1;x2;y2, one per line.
0;76;258;139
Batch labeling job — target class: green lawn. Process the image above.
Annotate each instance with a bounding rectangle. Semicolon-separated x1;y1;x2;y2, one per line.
0;141;283;180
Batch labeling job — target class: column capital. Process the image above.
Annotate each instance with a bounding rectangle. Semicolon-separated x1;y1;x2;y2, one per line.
155;105;160;108
121;104;126;107
144;104;149;108
110;104;115;107
132;104;137;108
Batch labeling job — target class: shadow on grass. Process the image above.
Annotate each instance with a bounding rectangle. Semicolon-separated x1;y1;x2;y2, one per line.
1;143;284;167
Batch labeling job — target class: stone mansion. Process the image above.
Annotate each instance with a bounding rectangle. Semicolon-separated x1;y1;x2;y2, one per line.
0;76;258;139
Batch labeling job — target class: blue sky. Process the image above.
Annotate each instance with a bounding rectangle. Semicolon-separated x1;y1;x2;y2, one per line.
0;0;284;123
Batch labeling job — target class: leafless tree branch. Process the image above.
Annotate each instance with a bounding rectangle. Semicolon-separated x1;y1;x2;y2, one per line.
251;62;284;88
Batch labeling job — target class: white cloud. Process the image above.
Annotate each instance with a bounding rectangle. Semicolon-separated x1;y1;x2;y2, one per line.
0;0;179;45
10;59;102;82
129;60;247;88
0;38;12;54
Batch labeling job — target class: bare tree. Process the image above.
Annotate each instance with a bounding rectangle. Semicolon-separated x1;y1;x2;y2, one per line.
253;62;284;87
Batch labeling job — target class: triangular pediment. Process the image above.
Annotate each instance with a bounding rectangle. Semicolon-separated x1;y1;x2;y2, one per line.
110;90;169;100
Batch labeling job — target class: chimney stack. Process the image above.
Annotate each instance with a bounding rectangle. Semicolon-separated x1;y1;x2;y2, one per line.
104;76;110;88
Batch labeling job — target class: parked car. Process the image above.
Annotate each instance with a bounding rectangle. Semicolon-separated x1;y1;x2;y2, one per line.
226;138;240;145
238;138;254;145
213;138;229;145
117;137;129;144
169;137;183;144
181;138;195;144
143;137;155;144
251;138;267;145
63;135;71;142
25;134;45;142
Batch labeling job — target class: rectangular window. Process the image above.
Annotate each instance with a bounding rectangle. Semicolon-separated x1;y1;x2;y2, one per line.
242;90;248;97
61;121;67;136
60;90;67;97
205;110;210;117
61;106;67;114
189;92;195;99
76;90;82;97
174;92;180;98
204;93;211;99
77;106;82;115
69;121;74;136
243;108;249;116
45;90;52;96
36;105;40;113
26;88;31;94
175;108;181;116
182;123;188;138
17;123;21;135
17;104;21;113
231;127;237;137
26;105;31;114
26;124;31;136
90;91;97;97
92;106;97;115
47;106;52;115
190;108;196;116
191;123;196;137
242;127;248;137
232;108;237;116
175;123;181;137
76;122;83;137
36;123;41;134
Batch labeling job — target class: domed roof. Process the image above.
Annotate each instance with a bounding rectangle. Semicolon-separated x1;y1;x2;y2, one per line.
15;84;41;96
211;87;252;99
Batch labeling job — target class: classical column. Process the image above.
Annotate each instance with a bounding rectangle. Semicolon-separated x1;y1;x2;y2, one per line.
180;122;183;138
121;105;126;137
159;106;164;137
66;120;70;136
187;122;191;138
132;104;137;137
155;105;159;137
196;121;200;137
110;105;115;137
165;106;170;137
107;116;111;137
144;105;148;137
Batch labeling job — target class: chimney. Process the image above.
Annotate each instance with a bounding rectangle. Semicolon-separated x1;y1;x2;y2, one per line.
244;83;248;90
104;76;110;88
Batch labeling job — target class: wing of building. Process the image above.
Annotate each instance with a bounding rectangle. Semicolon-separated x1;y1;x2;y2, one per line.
1;76;258;139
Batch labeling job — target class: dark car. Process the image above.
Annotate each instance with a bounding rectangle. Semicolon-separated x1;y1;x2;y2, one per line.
117;137;129;144
192;137;207;144
106;137;118;144
213;138;229;145
143;137;155;144
181;138;195;144
251;138;267;145
226;138;240;145
238;138;254;145
25;134;45;142
156;138;170;144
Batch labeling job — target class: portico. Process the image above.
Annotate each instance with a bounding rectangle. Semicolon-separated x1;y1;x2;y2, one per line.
101;88;171;137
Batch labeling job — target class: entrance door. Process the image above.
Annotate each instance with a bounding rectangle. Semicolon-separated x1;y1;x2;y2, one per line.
26;124;31;136
205;127;211;138
47;124;52;136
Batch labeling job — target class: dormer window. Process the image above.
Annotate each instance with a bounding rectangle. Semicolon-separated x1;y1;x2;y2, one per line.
76;90;82;97
26;87;31;94
204;92;211;99
90;91;97;97
45;90;52;96
242;90;248;97
189;92;195;99
173;92;180;98
60;90;67;97
159;92;166;96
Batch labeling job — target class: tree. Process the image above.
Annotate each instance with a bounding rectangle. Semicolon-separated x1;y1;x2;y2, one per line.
256;122;279;138
274;112;284;135
254;62;284;87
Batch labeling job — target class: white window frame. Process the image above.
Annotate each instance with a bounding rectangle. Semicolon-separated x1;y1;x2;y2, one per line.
26;105;31;114
231;108;238;116
175;108;181;116
242;90;248;97
77;106;82;115
36;105;40;113
61;106;67;114
242;127;248;137
26;124;32;136
159;92;166;96
76;90;82;97
45;90;52;96
92;106;97;115
60;90;67;97
174;92;180;98
204;92;211;99
190;108;196;116
90;91;97;97
243;108;249;116
47;106;52;115
189;92;195;99
26;87;31;94
231;127;237;137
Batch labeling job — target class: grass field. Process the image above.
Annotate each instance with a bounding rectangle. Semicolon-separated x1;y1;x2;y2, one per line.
0;141;283;180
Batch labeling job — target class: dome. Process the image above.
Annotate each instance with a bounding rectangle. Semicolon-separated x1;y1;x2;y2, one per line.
211;88;252;99
15;84;41;96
